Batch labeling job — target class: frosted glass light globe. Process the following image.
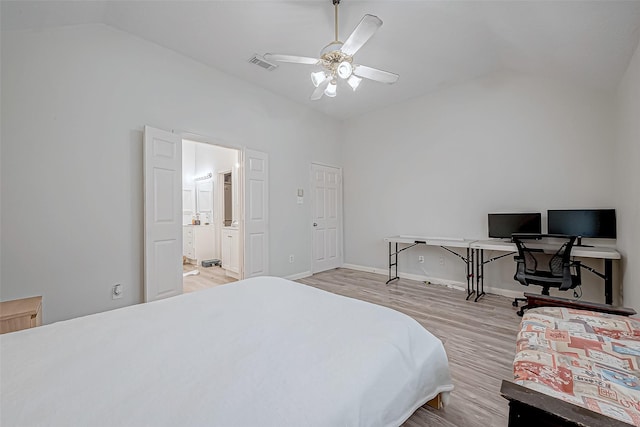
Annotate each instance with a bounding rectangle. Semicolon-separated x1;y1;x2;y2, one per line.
337;61;353;79
324;81;337;97
311;71;328;87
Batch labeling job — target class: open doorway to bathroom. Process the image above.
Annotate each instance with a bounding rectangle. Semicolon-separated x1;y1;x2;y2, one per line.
181;139;241;293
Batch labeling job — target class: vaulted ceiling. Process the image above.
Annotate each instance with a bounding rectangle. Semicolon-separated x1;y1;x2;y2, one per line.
3;1;640;119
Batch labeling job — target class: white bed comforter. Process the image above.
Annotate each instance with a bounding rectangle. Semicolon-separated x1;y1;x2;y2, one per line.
1;277;453;426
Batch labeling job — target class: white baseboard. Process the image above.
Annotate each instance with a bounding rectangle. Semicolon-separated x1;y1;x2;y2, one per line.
482;286;527;300
226;270;240;280
284;271;313;281
342;263;467;290
341;263;524;300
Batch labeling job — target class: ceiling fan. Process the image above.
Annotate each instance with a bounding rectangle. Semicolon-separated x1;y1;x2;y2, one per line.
264;0;399;100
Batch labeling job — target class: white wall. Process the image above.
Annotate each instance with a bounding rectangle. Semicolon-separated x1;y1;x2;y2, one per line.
616;40;640;310
0;24;341;323
0;12;3;293
182;140;197;189
182;139;197;225
342;72;617;303
188;141;237;183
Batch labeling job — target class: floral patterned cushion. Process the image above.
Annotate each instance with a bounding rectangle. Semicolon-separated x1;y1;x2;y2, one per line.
514;307;640;426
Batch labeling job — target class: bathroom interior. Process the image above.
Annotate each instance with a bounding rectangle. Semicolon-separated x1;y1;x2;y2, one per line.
182;139;241;292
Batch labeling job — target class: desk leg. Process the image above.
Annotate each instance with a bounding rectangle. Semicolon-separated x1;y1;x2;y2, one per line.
465;247;475;300
605;259;613;305
475;249;486;302
386;242;400;284
470;249;479;300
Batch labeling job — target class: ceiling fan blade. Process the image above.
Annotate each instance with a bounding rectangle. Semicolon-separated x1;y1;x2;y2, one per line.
353;64;399;84
264;54;319;65
340;14;383;56
310;79;330;101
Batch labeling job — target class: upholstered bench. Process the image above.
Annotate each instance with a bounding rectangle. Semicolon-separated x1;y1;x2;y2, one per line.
502;293;639;427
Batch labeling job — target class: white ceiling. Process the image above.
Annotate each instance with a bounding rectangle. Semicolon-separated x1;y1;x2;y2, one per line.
3;1;640;120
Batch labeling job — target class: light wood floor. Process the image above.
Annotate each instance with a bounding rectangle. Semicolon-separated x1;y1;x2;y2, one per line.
297;268;522;427
182;264;237;293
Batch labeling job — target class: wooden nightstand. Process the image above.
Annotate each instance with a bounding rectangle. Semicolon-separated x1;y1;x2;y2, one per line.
0;296;42;334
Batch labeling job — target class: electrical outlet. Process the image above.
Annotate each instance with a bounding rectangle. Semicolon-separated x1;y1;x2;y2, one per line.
289;254;294;263
418;256;425;263
112;284;123;300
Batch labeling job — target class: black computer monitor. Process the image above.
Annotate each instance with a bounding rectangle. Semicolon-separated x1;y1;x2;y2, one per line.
488;213;542;238
547;209;616;240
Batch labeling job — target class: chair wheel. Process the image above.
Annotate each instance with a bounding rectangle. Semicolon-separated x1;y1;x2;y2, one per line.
517;309;524;317
512;301;519;307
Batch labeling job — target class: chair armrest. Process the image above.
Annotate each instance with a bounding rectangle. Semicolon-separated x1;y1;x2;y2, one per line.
501;380;632;427
523;293;636;316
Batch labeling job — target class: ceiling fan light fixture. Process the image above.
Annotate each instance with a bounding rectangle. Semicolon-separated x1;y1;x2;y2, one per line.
337;61;353;79
311;71;328;87
347;75;362;91
265;1;398;101
324;80;337;97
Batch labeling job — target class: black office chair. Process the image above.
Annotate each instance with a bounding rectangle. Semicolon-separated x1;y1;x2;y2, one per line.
511;234;581;316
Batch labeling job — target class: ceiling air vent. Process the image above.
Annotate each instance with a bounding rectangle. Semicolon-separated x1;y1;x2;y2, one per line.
248;54;278;71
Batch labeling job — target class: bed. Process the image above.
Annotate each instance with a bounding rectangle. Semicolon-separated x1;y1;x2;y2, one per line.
1;277;453;426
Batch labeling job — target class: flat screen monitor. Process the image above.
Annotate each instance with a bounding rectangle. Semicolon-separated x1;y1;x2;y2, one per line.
488;213;542;238
547;209;616;239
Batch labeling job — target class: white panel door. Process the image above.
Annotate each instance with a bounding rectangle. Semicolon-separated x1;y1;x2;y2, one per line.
244;149;268;278
311;164;343;273
182;184;195;225
144;126;183;302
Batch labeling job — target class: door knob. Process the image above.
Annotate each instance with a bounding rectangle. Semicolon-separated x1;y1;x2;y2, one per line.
313;223;318;227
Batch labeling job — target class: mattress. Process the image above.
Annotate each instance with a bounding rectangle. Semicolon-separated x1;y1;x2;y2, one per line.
1;277;453;426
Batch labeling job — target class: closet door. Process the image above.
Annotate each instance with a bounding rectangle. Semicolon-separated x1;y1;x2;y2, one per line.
311;164;343;273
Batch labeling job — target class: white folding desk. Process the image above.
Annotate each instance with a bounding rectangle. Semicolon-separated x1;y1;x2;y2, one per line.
470;239;621;304
383;236;477;300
